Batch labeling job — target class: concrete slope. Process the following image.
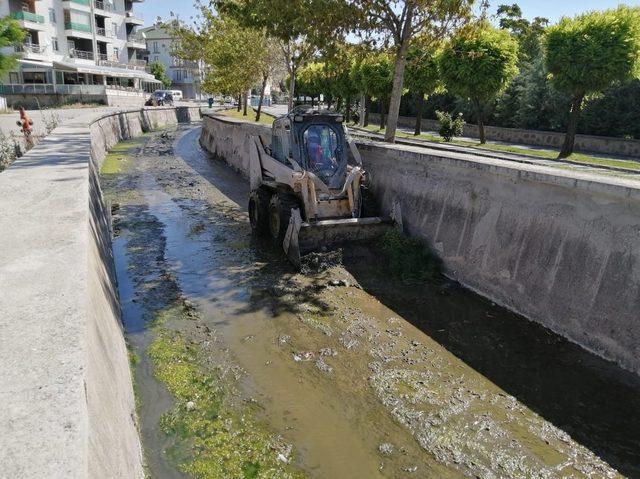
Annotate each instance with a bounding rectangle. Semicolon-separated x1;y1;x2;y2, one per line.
0;106;201;478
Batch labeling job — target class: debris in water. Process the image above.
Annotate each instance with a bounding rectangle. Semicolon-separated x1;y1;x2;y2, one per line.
277;335;291;345
319;347;338;357
315;357;333;373
379;443;394;455
293;352;315;362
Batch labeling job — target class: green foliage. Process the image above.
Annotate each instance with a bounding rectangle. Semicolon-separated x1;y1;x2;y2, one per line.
496;3;548;61
148;61;171;88
581;80;640;139
439;23;520;105
405;44;440;97
0;16;26;79
351;51;394;100
544;6;640;98
379;229;442;283
436;110;465;141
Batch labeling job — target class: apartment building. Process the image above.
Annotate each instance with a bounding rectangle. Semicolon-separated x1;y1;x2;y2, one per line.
138;22;204;100
0;0;160;107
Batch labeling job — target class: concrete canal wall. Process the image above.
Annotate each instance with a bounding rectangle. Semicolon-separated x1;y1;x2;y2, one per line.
200;112;640;376
0;106;201;478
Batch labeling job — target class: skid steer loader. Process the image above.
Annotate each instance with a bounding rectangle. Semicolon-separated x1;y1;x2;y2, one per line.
248;106;391;268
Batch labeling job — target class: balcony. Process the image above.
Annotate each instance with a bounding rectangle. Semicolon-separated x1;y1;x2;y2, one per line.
124;11;144;25
68;49;94;60
15;43;48;60
126;35;146;49
65;22;92;32
96;27;115;39
62;0;91;12
94;0;113;13
11;11;46;29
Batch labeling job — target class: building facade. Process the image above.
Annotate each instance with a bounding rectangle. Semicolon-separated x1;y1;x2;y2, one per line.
0;0;160;107
138;23;204;100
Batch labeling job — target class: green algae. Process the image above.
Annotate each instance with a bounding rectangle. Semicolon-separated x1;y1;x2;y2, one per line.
101;137;146;174
147;326;306;479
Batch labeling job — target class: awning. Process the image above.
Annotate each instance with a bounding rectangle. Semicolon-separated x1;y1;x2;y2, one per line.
52;61;158;82
19;59;53;69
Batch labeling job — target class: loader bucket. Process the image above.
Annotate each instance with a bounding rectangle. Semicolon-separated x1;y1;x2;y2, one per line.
283;209;393;269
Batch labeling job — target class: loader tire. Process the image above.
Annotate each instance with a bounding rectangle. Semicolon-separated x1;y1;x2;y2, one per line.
268;193;299;245
249;188;271;236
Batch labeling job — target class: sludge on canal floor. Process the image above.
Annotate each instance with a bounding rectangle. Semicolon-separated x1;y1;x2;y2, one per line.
99;126;640;479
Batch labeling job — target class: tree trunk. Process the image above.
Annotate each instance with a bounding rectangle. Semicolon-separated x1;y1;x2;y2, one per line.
359;93;366;127
336;96;343;113
345;94;351;122
414;93;424;136
363;96;370;127
288;70;296;112
384;5;415;143
379;97;386;130
243;90;249;116
255;73;268;123
559;94;584;159
473;98;486;144
237;94;242;112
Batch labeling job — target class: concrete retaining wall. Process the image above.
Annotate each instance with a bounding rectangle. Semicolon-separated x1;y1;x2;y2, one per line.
369;113;640;158
200;112;640;376
0;105;201;478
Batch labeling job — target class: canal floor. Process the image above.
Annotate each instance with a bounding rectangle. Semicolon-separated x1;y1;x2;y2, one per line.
99;126;640;479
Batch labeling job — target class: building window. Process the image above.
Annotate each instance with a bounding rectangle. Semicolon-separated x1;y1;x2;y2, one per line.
52;37;59;52
49;8;56;23
176;69;183;81
113;47;119;59
9;72;20;84
153;42;159;53
153;55;159;62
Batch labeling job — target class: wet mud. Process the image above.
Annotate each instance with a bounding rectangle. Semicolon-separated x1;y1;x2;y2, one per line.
100;126;640;479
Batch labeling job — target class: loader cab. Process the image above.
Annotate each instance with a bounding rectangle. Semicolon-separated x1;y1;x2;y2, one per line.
272;107;350;189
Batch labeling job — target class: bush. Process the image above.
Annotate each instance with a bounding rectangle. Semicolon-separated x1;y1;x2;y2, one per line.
379;229;442;283
436;110;465;141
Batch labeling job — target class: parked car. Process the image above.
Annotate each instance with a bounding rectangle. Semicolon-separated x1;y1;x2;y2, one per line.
145;91;174;107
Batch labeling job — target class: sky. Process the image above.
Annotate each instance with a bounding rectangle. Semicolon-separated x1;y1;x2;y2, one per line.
138;0;640;27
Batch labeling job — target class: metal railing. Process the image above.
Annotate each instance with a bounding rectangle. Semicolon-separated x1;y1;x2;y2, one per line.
11;11;45;23
94;0;113;11
69;49;94;60
95;27;114;38
15;43;47;54
69;0;90;5
0;84;107;95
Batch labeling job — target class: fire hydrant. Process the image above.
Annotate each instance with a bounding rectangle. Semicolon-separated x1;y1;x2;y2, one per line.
16;107;34;149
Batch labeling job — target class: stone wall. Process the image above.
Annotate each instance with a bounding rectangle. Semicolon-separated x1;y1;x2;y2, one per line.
200;112;640;376
0;105;201;478
369;113;640;158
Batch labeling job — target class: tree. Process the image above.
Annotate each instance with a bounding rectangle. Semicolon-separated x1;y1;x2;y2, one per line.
0;16;26;79
439;23;519;144
496;3;548;62
148;61;172;88
216;0;351;111
404;42;440;135
352;52;394;129
349;0;474;143
544;6;640;158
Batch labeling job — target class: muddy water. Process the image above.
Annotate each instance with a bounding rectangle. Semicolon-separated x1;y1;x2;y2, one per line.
100;126;640;479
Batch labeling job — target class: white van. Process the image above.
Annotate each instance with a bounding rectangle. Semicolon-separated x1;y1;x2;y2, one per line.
170;90;183;101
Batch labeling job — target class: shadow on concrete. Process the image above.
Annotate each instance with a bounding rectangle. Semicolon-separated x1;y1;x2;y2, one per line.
343;246;640;478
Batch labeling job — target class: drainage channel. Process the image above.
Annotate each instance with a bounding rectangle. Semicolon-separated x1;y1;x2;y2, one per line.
99;126;640;479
